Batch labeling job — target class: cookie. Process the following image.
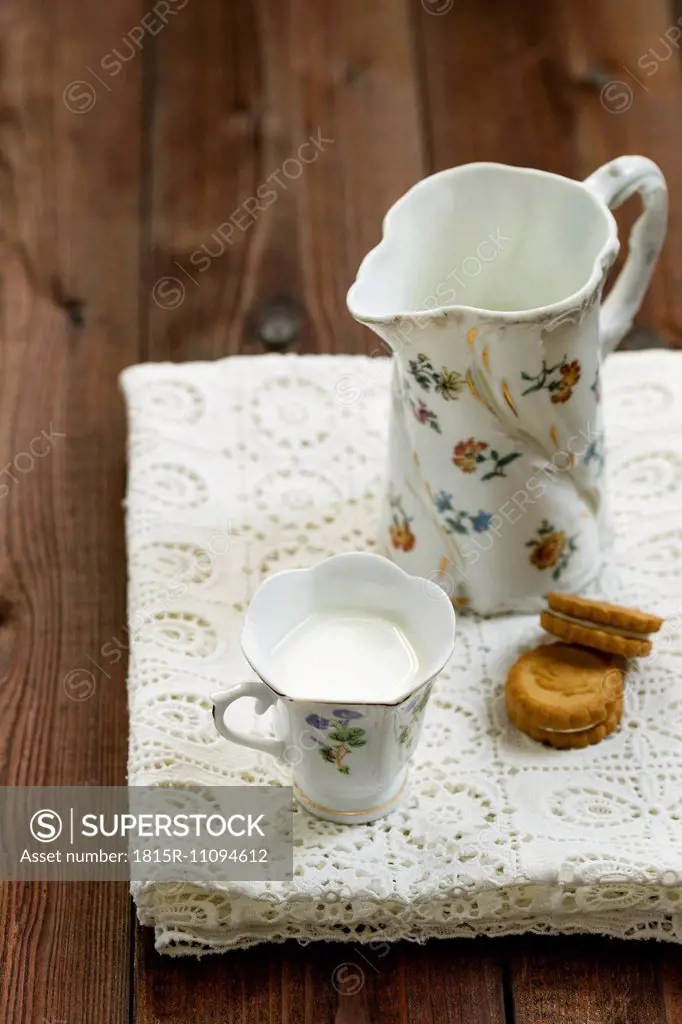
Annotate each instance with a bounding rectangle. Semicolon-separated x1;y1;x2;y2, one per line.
505;642;625;749
541;592;663;658
508;699;623;750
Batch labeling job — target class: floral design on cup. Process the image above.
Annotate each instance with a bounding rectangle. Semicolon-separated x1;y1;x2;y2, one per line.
305;709;366;775
212;552;457;822
398;683;433;750
526;519;578;580
409;397;441;433
433;491;494;536
452;438;522;480
408;353;465;400
389;493;416;551
520;356;582;404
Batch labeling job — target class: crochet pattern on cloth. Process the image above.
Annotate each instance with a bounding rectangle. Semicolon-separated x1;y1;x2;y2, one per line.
121;351;682;956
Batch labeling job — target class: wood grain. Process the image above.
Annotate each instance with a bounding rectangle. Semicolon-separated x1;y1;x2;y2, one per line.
145;0;425;363
373;943;506;1024
509;937;669;1024
135;929;355;1024
0;1;142;1021
661;946;682;1023
136;930;509;1024
145;0;267;360
560;0;682;343
417;0;577;175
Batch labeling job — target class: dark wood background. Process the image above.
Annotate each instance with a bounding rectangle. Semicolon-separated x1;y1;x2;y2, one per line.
1;0;681;1020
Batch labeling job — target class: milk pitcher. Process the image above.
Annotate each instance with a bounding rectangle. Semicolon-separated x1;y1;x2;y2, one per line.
347;158;667;614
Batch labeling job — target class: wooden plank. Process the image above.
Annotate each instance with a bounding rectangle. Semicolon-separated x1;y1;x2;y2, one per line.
0;1;143;1021
137;932;507;1024
145;0;267;360
420;942;506;1024
136;930;350;1024
661;946;682;1023
417;0;578;175
508;936;669;1024
145;0;425;361
557;0;682;343
365;942;506;1024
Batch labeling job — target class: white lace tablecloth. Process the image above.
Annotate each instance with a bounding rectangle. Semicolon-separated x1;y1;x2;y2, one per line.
121;350;682;956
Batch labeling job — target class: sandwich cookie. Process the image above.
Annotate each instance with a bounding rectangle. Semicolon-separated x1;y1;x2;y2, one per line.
505;642;625;749
540;592;663;659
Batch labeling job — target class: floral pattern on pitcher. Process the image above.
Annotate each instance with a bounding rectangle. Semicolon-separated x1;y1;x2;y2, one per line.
388;493;417;552
408;353;465;400
432;491;494;536
584;434;605;475
452;438;522;480
409;397;441;433
520;357;582;404
591;367;601;404
306;709;367;775
526;519;578;580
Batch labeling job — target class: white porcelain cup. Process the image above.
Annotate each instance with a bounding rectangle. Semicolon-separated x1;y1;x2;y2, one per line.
212;553;456;823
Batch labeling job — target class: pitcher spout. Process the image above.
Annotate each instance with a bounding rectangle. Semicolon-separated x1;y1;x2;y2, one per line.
346;217;468;354
348;162;619;341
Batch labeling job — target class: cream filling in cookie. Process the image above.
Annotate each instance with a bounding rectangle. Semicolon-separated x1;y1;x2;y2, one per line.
540;721;608;734
547;609;649;641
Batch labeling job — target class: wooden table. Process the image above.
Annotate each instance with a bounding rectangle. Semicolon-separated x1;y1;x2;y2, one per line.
2;0;682;1020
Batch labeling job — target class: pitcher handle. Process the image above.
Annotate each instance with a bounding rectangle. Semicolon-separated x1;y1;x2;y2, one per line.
212;681;286;759
583;156;667;355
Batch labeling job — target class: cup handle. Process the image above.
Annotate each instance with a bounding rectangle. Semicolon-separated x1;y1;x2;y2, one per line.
212;681;286;759
583;156;668;354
